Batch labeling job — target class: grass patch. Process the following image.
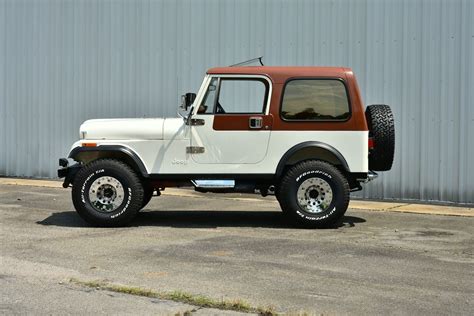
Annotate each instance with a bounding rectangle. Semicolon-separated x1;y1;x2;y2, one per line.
69;278;277;315
166;290;251;311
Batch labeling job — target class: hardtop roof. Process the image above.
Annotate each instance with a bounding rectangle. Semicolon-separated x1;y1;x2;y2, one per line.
206;66;352;83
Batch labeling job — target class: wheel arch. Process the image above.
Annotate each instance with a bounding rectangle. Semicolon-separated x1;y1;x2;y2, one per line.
275;141;350;178
69;145;149;178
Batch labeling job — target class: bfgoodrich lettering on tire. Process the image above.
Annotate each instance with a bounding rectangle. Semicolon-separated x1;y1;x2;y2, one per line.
72;159;144;227
277;160;349;228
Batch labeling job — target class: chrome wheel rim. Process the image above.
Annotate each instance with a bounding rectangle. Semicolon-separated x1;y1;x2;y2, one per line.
296;177;333;214
88;176;125;212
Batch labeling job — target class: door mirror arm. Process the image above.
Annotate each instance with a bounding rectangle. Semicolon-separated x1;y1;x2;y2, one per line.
185;105;194;125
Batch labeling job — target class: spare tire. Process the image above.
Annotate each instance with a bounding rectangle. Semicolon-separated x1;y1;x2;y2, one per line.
365;104;395;171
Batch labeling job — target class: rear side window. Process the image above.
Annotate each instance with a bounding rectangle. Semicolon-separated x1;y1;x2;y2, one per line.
281;79;350;121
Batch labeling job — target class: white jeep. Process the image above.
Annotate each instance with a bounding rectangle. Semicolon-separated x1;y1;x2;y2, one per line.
58;66;395;228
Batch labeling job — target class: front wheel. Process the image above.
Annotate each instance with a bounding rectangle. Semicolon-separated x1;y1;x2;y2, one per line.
72;159;144;227
277;160;349;228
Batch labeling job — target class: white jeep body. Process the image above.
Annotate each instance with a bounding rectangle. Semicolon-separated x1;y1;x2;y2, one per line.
71;74;368;177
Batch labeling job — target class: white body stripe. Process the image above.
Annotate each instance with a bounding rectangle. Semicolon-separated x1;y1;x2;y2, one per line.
71;129;368;174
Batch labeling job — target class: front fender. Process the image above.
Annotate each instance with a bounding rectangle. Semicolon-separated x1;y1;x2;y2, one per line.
58;143;150;188
68;144;149;178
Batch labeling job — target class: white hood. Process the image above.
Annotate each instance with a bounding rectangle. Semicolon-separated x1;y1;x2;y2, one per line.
80;118;186;140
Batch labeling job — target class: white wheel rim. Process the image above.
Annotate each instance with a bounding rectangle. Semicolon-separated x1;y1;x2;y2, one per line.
296;177;333;214
88;176;125;212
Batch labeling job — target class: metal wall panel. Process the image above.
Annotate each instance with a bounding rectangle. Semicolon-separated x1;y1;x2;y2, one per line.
0;0;472;203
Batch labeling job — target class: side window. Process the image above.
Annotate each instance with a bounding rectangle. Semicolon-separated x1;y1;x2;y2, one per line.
198;78;218;114
281;79;350;120
216;79;267;114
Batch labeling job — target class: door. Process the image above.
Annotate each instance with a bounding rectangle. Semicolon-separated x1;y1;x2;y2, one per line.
190;76;273;164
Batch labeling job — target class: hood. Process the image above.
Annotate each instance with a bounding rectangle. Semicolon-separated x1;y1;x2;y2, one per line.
80;118;186;140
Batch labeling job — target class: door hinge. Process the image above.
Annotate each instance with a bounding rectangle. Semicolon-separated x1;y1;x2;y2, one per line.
186;146;205;154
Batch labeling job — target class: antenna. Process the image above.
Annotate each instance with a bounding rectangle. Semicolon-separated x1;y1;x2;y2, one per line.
229;56;264;67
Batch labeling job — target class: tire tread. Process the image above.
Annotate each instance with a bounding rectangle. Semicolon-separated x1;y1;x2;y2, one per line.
278;160;349;228
365;104;395;171
72;158;144;227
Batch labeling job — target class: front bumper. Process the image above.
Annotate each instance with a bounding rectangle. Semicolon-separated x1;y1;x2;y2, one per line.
57;158;82;188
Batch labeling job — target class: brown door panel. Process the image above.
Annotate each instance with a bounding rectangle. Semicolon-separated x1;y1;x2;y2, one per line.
213;114;273;131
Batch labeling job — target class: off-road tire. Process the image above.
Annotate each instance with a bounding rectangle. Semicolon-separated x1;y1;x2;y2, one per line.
277;160;349;228
72;159;144;227
365;104;395;171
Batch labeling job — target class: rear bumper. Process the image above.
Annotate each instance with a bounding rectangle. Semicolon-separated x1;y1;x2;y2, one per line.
57;158;82;188
356;170;378;183
367;171;378;181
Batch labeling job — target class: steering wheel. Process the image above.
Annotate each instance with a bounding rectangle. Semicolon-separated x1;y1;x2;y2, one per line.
197;105;208;114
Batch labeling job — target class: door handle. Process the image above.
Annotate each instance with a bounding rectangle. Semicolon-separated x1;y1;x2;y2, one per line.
249;117;263;129
189;118;205;126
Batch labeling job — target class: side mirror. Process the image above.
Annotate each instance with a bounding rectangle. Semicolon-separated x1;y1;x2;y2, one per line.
181;93;196;111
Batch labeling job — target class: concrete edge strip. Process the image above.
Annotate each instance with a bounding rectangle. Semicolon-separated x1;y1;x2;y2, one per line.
1;178;472;217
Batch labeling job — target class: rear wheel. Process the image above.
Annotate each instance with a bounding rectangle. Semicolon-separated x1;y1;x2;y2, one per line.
72;159;144;227
277;160;349;228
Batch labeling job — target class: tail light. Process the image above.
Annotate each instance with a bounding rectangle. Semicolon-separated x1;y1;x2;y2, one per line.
368;137;375;150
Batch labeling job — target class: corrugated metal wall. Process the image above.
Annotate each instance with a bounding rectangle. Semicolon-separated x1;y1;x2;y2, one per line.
0;0;473;204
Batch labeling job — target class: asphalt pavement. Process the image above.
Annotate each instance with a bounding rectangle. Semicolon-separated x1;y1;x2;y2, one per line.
0;181;473;315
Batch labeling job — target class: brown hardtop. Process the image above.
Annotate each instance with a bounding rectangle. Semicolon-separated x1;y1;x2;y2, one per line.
207;66;352;83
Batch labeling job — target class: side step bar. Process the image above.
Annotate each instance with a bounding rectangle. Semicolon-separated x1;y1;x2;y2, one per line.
191;180;235;189
191;180;275;196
